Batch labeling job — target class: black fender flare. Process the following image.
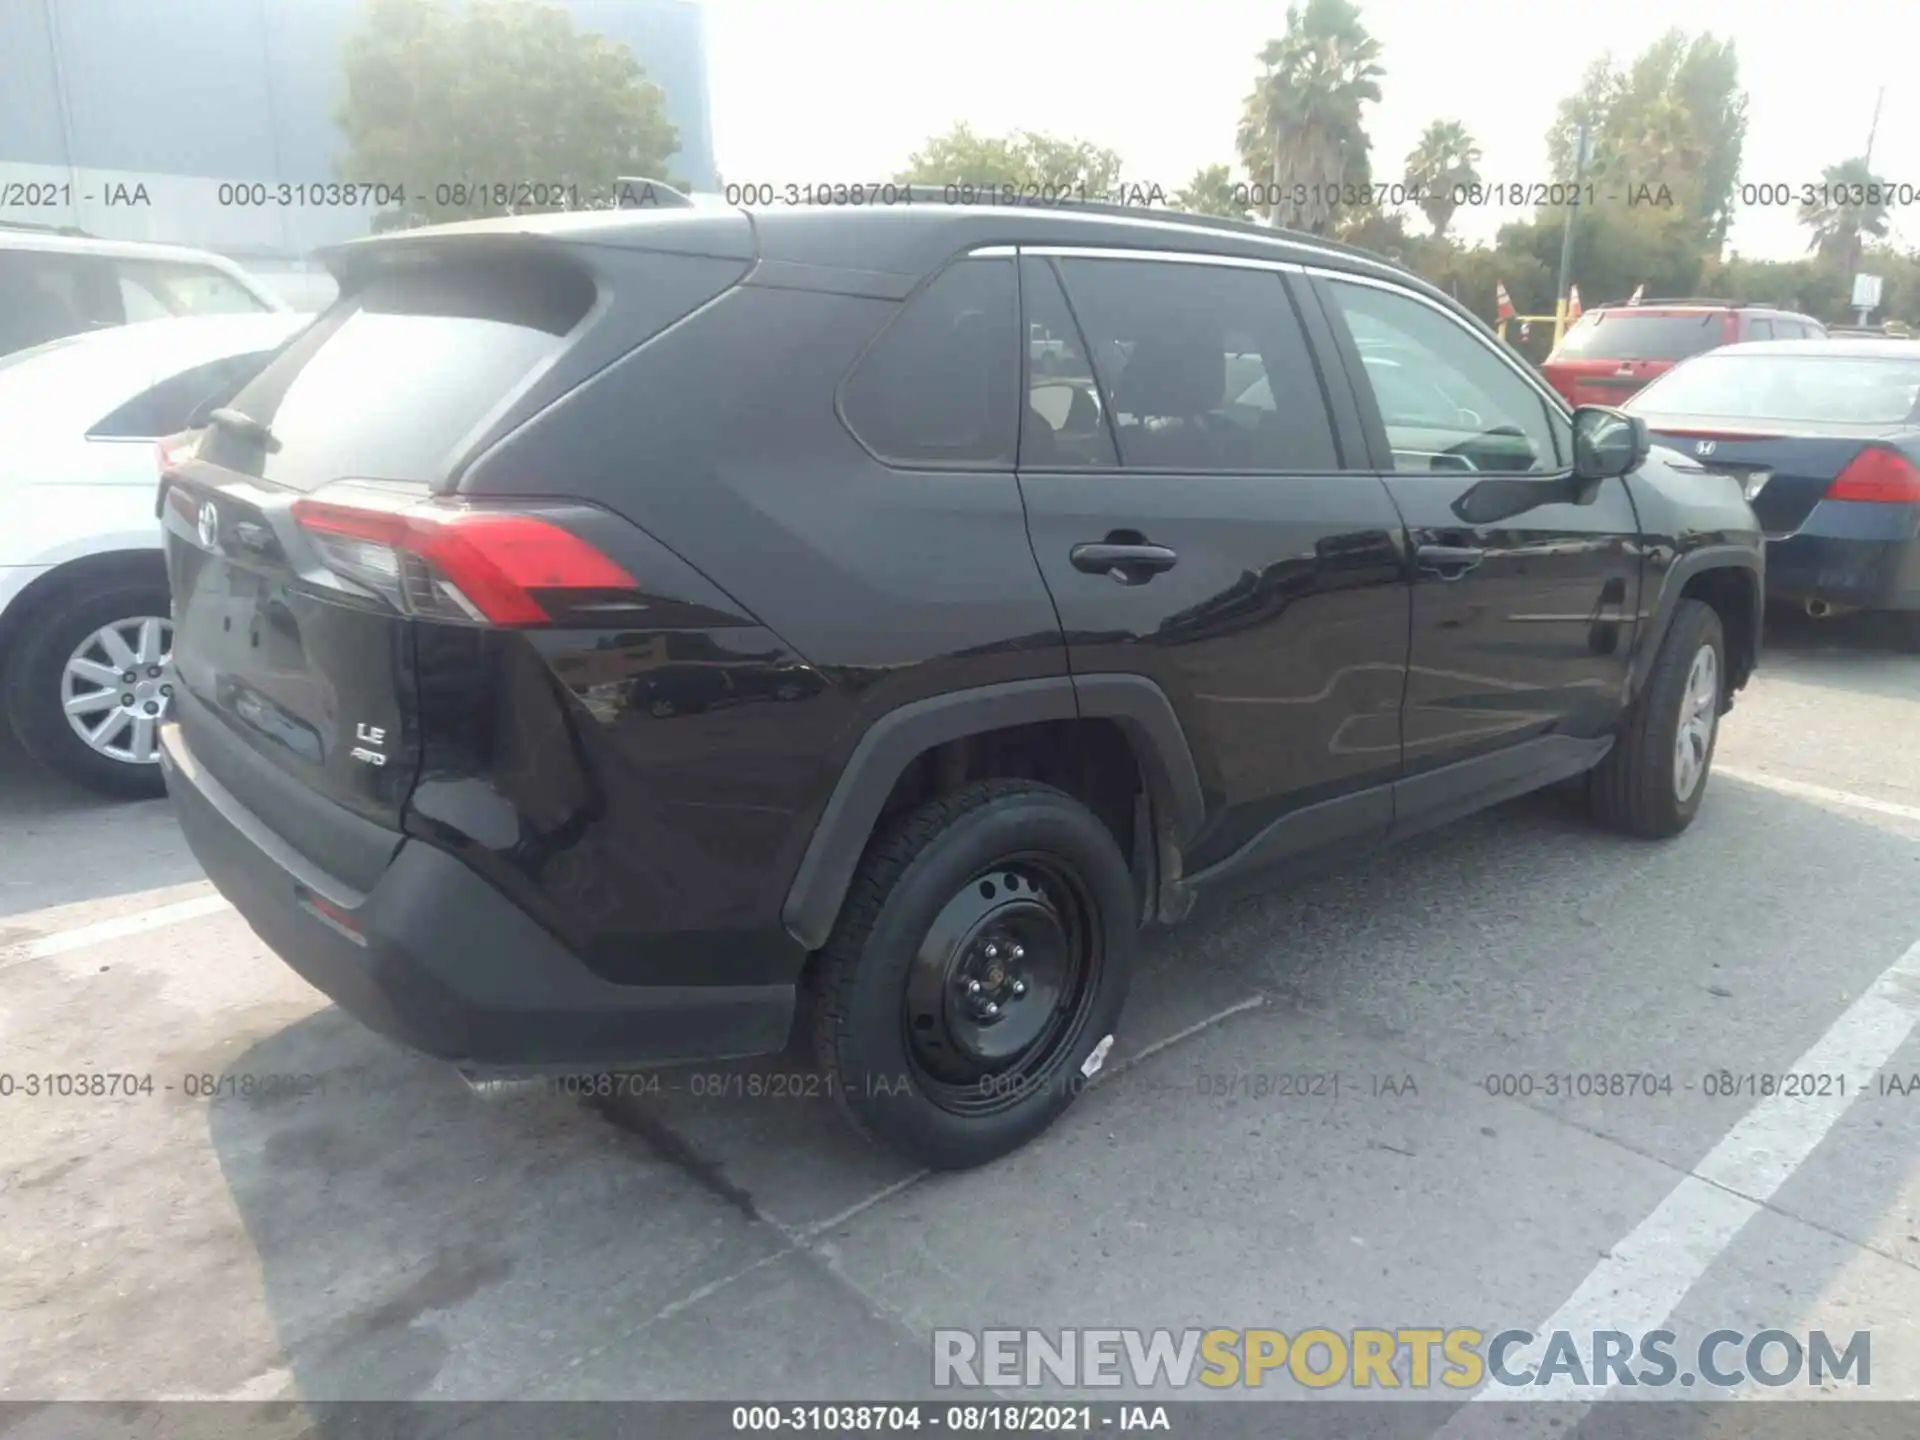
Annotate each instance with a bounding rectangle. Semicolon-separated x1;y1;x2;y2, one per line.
1630;544;1764;701
780;673;1207;951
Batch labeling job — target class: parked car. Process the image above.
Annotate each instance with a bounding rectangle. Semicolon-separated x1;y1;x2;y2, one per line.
0;312;311;796
1625;339;1920;646
1543;300;1826;408
0;227;288;358
156;201;1762;1169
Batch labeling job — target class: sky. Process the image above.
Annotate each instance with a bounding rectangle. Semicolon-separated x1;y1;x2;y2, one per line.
701;0;1919;264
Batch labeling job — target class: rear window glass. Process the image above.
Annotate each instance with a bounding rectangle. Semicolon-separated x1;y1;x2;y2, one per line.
114;260;269;320
1555;312;1726;361
198;258;594;489
1632;353;1920;425
841;257;1020;467
88;350;281;439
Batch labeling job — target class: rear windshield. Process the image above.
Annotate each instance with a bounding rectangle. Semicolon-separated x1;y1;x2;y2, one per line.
198;257;594;489
1632;352;1920;425
1555;312;1726;361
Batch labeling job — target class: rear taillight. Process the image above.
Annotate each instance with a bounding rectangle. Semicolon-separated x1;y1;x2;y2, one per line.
290;498;638;626
1826;447;1920;504
156;435;199;473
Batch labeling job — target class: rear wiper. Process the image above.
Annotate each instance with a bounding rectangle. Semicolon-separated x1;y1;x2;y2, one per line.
207;406;279;451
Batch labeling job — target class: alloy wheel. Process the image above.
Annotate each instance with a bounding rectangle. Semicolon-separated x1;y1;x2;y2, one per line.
1672;643;1718;802
60;616;175;766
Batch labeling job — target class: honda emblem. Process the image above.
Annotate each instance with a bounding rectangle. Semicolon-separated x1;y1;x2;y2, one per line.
196;500;220;549
1695;440;1716;457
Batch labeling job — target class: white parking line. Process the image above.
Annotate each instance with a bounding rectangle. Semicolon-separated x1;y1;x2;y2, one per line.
1718;766;1920;824
1438;936;1920;1429
0;894;233;973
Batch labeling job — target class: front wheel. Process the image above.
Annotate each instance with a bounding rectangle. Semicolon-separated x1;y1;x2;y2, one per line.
811;779;1137;1169
1588;598;1725;839
4;575;175;800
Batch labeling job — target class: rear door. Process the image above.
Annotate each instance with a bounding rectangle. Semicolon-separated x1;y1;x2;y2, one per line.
1014;249;1410;874
160;253;600;829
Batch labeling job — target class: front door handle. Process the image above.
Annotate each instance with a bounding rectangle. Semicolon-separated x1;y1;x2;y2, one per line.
1070;542;1179;585
1415;544;1486;580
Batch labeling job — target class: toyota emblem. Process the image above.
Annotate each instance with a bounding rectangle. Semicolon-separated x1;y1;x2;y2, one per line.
1695;440;1717;457
196;501;219;549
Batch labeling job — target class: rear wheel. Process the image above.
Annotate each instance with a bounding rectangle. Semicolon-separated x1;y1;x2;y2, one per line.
811;779;1136;1169
4;576;175;800
1588;599;1725;839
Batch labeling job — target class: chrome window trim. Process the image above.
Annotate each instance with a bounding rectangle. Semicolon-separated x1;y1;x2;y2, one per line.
1014;244;1304;275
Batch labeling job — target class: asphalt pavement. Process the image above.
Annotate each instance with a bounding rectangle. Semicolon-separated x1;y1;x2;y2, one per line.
3;609;1919;1438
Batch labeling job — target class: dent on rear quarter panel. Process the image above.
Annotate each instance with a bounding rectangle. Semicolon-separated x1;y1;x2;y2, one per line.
447;281;1070;977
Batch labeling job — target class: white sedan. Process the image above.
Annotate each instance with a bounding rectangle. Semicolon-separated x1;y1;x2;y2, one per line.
0;312;311;797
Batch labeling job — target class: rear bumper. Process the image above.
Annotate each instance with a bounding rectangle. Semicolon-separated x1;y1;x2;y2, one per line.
1766;501;1920;612
159;720;796;1070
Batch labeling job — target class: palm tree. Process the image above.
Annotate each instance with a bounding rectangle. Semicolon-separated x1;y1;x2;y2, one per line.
1799;156;1892;270
1402;119;1481;240
1174;164;1249;220
1236;0;1384;236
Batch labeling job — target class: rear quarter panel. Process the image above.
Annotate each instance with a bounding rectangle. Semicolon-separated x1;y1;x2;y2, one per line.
448;279;1068;976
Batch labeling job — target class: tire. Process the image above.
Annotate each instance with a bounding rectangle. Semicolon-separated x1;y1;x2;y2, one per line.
3;573;174;800
1588;598;1725;839
811;778;1137;1170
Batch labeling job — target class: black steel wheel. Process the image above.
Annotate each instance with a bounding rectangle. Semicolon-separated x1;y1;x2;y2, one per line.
811;779;1137;1169
901;854;1102;1117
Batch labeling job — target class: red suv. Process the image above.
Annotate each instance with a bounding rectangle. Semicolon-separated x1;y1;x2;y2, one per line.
1543;301;1827;407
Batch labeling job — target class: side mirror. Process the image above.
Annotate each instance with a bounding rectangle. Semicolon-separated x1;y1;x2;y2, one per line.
1572;405;1650;480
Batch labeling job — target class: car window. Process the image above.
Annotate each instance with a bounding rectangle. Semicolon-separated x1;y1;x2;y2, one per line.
841;257;1020;468
86;349;284;439
114;260;269;319
0;251;123;354
1018;258;1116;468
1053;257;1338;472
1553;311;1726;361
1748;318;1774;341
1322;277;1565;474
1630;352;1920;425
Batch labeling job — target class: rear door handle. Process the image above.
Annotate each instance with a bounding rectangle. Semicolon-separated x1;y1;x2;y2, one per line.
1415;544;1485;579
1070;542;1179;584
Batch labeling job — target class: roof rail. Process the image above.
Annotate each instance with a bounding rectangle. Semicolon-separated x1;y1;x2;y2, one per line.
862;184;1398;269
612;177;693;209
0;219;95;238
1596;296;1746;308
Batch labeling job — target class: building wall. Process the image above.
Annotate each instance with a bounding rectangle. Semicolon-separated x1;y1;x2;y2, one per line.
0;0;716;267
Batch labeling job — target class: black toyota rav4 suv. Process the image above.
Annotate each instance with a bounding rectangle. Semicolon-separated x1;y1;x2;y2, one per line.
157;198;1763;1169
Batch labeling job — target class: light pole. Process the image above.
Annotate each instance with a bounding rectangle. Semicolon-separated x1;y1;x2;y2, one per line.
1552;119;1593;351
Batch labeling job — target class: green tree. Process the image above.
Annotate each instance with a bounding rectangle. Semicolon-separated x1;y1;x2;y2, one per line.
1798;157;1894;267
335;0;680;228
1545;31;1746;251
1402;119;1481;239
896;124;1124;196
1173;164;1250;220
1497;203;1705;310
1236;0;1384;235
